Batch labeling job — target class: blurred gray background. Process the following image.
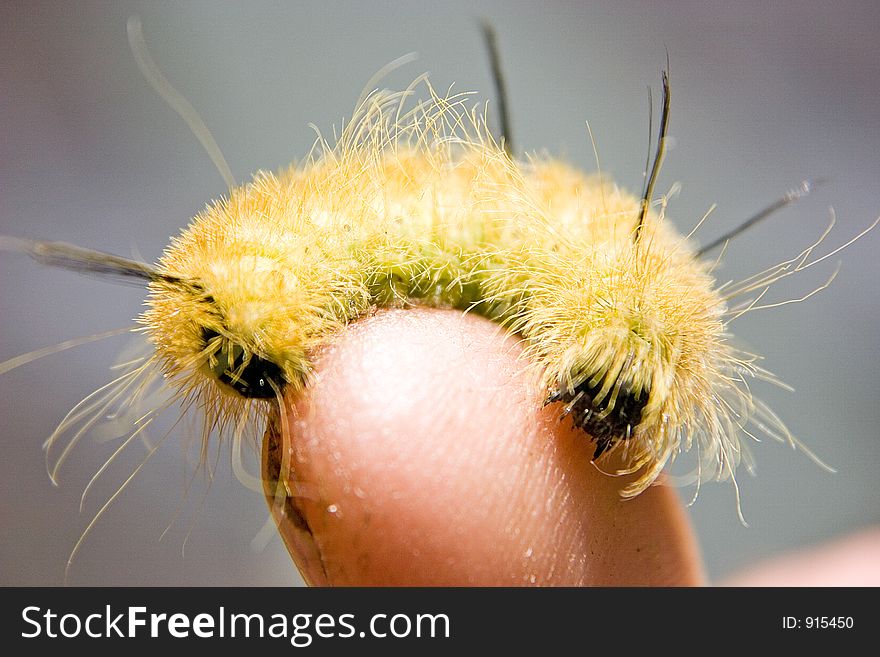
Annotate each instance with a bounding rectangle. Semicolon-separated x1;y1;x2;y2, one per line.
1;1;877;585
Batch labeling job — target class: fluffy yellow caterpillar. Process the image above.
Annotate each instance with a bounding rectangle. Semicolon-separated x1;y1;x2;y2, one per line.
1;16;875;584
140;79;868;500
150;96;702;496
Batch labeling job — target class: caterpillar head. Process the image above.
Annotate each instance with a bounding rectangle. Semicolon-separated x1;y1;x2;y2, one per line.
518;167;737;497
141;174;333;407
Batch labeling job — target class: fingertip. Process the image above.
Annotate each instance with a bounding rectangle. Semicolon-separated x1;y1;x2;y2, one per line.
264;307;705;586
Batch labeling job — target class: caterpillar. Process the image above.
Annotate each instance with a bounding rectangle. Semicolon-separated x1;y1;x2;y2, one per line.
1;14;875;585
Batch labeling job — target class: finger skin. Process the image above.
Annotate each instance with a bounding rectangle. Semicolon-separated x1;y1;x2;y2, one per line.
262;307;705;586
722;528;880;586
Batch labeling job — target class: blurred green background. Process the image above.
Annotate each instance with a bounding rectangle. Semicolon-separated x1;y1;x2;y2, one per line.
2;0;878;585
